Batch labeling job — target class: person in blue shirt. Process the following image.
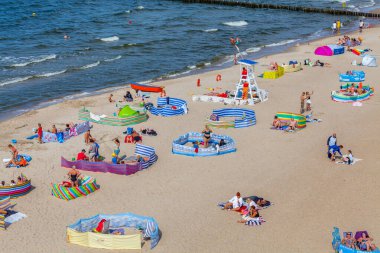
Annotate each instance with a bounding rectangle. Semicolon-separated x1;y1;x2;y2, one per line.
328;145;343;161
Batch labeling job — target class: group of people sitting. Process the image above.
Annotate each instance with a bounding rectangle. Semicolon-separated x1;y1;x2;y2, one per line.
341;83;367;96
221;192;270;224
337;36;362;48
272;116;297;131
327;133;353;164
5;144;28;168
341;231;377;251
0;175;27;187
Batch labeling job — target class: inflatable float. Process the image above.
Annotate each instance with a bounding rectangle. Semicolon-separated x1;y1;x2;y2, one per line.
78;106;148;126
51;176;100;201
67;213;160;250
172;132;236;157
276;112;306;129
146;97;187;117
130;83;163;93
339;70;365;82
0;176;31;198
206;108;256;128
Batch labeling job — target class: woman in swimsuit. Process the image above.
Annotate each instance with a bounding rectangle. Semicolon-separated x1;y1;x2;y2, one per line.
237;206;260;223
202;125;212;148
357;232;376;251
68;166;81;187
6;144;19;167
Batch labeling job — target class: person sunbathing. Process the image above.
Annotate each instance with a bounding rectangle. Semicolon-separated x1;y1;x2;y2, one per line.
357;232;376;251
342;232;356;249
84;130;95;145
313;60;331;67
6;144;19;167
237;205;260;223
68;166;81;187
17;176;24;185
272;116;283;129
288;118;297;130
256;197;269;207
223;192;243;211
131;131;142;143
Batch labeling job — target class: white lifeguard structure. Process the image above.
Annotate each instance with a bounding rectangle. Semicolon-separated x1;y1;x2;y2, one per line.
234;59;268;104
191;59;268;106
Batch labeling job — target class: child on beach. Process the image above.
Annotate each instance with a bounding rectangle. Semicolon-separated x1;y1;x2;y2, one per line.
306;91;313;111
37;123;43;144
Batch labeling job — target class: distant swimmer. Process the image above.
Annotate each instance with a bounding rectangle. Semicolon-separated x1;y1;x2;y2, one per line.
32;12;37;17
64;34;70;40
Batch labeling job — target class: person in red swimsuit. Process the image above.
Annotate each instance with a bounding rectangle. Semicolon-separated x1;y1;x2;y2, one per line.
37;123;43;144
241;67;247;79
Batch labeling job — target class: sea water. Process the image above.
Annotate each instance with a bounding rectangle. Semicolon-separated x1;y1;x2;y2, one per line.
0;0;379;120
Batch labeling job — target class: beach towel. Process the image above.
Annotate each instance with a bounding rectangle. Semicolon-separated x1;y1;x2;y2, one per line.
90;112;101;121
336;157;362;165
245;217;265;226
4;211;27;224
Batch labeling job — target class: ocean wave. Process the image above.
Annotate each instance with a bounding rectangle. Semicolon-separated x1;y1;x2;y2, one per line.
104;55;122;62
11;54;57;67
136;6;144;10
100;36;119;42
187;65;196;69
223;21;248;27
0;69;66;86
79;61;100;70
359;0;375;8
35;70;66;78
265;39;299;47
0;77;32;87
114;10;131;16
203;28;218;32
246;47;261;53
110;43;143;49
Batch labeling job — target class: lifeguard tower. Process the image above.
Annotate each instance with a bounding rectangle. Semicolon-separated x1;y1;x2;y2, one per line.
234;59;268;104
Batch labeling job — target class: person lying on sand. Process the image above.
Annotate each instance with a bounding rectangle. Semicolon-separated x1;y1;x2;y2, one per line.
313;60;331;67
223;192;243;211
341;150;354;165
131;131;142;143
237;205;260;223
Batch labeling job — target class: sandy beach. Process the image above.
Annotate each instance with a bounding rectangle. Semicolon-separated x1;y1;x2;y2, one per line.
1;25;380;253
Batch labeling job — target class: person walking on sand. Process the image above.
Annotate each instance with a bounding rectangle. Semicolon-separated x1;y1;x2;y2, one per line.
37;123;43;144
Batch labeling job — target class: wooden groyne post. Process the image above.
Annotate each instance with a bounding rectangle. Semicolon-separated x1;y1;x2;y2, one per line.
180;0;380;18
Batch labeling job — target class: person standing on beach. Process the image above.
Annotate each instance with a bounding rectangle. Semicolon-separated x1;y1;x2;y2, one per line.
332;21;337;33
327;133;337;149
300;92;306;114
37;123;43;144
359;20;364;33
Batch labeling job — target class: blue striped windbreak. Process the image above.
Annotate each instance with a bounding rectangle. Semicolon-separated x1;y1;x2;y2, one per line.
148;97;187;117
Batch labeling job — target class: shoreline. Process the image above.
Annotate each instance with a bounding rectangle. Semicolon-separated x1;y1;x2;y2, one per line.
1;19;380;253
0;15;376;123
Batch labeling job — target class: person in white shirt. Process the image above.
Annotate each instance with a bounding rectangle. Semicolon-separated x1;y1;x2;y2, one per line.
332;22;337;33
327;133;337;148
359;20;364;33
223;192;243;211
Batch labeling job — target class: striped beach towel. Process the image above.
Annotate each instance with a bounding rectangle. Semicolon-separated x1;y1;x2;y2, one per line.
245;217;265;226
